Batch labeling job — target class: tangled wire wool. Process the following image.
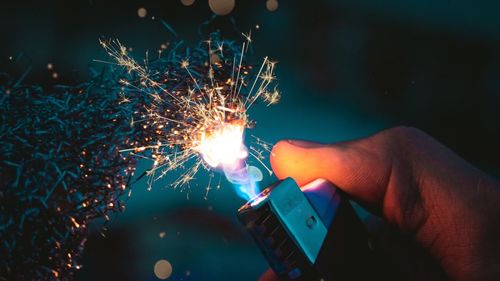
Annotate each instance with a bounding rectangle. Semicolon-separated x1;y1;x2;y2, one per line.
0;31;279;280
0;74;142;279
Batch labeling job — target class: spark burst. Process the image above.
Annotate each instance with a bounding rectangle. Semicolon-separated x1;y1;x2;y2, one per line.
0;29;280;280
99;31;280;195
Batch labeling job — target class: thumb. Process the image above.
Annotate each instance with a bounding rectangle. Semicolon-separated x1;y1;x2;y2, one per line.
270;137;397;208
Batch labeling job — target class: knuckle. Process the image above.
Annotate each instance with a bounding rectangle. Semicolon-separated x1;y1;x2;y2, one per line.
386;126;423;140
381;126;427;151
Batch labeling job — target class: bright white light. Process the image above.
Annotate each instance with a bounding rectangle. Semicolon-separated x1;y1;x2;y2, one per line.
194;122;248;168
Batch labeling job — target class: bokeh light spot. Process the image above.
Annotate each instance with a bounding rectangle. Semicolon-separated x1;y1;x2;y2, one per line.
266;0;278;11
180;0;195;6
137;7;147;18
154;259;172;280
208;0;235;16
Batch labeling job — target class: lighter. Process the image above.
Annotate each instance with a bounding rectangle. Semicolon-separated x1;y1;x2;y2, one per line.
238;178;380;281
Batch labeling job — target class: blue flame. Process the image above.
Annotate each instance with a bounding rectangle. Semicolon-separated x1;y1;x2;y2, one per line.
223;164;263;201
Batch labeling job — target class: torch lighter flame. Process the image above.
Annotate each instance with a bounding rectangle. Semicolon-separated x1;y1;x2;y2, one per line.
193;121;261;201
194;122;248;169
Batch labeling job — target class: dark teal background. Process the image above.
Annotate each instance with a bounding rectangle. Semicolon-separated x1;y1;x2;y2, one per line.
2;1;500;280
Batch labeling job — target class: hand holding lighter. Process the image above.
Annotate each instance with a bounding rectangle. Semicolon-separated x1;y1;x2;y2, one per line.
238;178;385;281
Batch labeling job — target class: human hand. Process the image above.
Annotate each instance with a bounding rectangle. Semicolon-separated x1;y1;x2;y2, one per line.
259;127;500;281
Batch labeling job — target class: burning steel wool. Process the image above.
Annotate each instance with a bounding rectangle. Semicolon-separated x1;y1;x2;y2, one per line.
0;75;143;280
0;30;279;280
100;31;280;200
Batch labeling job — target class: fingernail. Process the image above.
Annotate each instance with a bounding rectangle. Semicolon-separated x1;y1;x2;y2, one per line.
286;139;325;148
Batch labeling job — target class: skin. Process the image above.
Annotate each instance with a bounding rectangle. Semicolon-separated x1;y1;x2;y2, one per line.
259;126;500;281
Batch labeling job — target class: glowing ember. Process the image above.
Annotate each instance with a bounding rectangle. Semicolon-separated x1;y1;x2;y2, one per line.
194;122;247;168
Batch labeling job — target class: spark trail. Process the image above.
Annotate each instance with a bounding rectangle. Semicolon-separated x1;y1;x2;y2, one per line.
99;31;281;197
